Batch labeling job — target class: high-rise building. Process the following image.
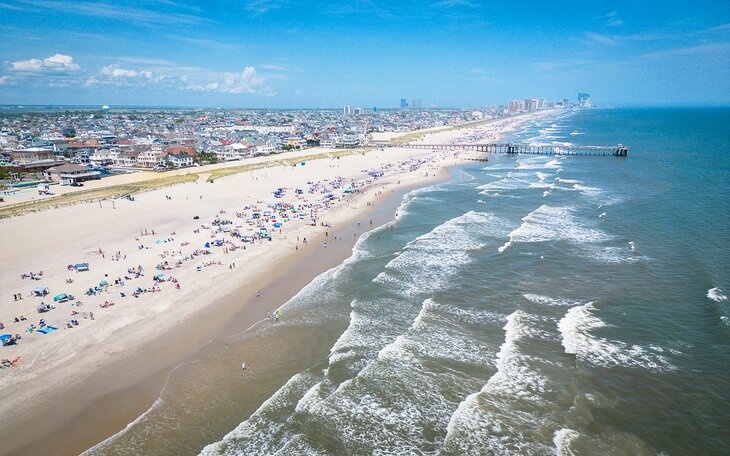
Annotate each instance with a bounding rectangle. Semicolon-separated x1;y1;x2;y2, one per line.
343;105;352;116
577;93;591;108
508;100;525;113
400;98;408;109
354;107;362;115
524;98;539;111
410;98;422;109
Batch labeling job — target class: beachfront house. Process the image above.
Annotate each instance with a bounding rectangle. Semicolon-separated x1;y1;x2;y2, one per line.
136;149;167;168
44;163;100;184
336;134;360;148
10;147;55;163
113;150;140;167
320;138;335;148
166;153;194;168
89;149;117;167
255;141;277;155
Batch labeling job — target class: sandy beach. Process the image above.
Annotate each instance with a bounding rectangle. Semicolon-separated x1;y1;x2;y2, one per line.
0;113;541;455
0;143;461;454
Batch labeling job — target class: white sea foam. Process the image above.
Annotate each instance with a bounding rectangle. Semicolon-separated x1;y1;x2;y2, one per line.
573;183;602;196
508;205;611;245
558;303;676;371
523;293;582;307
200;372;321;456
707;287;727;302
438;310;558;455
583;245;647;264
376;211;509;296
497;240;512;253
555;177;581;184
554;428;581;455
536;171;552;181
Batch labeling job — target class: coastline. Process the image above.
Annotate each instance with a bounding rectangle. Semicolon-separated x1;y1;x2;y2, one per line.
0;149;455;456
0;111;548;455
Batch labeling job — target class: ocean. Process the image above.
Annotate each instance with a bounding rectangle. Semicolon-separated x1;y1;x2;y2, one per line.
86;108;730;455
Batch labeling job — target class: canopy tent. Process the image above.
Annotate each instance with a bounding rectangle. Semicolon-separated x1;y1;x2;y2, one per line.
74;263;89;272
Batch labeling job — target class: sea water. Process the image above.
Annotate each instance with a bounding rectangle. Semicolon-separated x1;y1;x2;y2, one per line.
88;108;730;455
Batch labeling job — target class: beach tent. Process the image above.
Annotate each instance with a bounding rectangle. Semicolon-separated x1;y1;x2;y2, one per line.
32;287;49;297
343;185;353;194
74;263;89;272
99;280;109;288
1;334;13;346
53;293;69;302
273;222;282;228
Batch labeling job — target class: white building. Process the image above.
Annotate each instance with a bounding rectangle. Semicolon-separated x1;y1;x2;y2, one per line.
166;153;194;168
136;149;167;168
89;149;117;166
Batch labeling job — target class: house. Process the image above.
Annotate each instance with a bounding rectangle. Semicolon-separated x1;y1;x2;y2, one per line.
165;145;197;159
89;149;117;166
10;147;55;163
255;141;277;155
44;163;100;184
285;137;307;149
136;149;167;168
166;153;193;168
114;150;140;167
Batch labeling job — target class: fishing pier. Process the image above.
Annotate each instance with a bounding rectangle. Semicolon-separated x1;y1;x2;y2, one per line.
385;143;628;157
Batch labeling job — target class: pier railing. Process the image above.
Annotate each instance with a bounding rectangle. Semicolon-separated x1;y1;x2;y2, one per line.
380;142;628;157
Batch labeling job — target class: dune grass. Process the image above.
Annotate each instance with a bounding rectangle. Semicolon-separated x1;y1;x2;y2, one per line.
0;173;199;219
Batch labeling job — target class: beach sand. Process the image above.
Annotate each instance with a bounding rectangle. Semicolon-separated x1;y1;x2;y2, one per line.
0;145;457;455
0;112;545;455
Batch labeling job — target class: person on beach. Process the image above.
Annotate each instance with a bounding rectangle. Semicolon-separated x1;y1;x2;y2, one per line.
241;362;247;371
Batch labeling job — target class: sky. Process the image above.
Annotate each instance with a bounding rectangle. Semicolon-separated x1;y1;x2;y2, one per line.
0;0;729;108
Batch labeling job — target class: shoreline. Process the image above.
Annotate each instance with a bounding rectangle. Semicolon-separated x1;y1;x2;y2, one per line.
0;149;456;456
0;110;549;456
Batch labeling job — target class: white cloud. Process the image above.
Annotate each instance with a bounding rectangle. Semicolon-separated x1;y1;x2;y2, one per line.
0;75;8;85
637;42;730;60
221;67;264;93
245;0;282;14
100;64;153;79
188;66;266;94
84;76;99;87
9;53;81;73
605;11;624;27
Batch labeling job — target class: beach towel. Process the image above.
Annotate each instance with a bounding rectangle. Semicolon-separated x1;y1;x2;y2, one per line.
37;326;58;334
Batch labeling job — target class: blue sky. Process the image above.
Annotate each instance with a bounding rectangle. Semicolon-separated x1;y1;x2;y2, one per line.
0;0;728;108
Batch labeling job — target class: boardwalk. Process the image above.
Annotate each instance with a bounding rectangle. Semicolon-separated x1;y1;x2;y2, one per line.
383;142;629;157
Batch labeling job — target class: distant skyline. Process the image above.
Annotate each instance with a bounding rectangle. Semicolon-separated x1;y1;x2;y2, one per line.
0;0;729;108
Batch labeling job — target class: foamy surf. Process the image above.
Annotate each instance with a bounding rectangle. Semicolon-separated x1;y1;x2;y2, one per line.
707;287;727;302
558;303;676;371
